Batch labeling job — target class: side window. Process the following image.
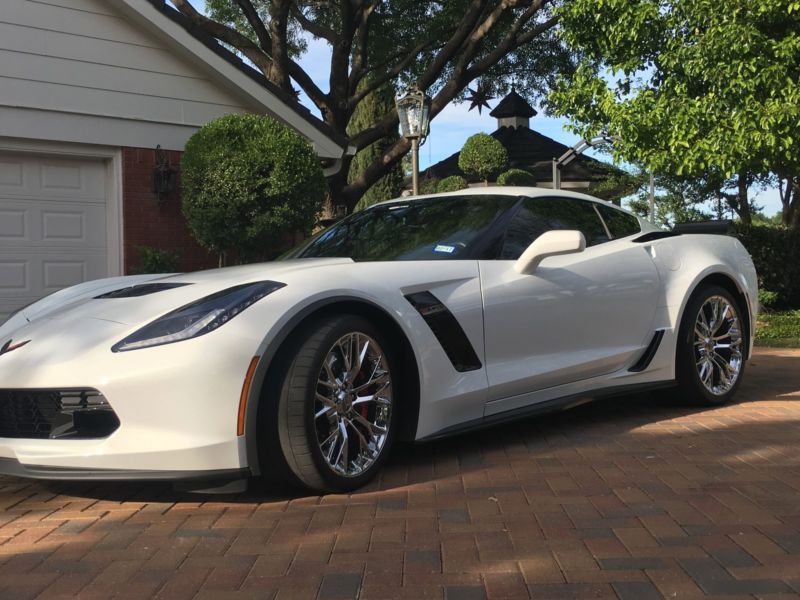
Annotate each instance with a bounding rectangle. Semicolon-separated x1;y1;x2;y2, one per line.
500;197;610;259
596;204;641;238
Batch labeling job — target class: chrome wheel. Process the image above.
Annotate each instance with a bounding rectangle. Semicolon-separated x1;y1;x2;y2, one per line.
693;295;743;396
314;332;393;477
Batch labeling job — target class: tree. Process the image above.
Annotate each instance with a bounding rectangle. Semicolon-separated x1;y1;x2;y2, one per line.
624;173;715;229
550;0;800;226
170;0;572;210
459;133;508;186
181;114;325;265
347;79;403;211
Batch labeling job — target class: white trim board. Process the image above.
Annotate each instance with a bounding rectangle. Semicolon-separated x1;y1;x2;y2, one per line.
110;0;348;160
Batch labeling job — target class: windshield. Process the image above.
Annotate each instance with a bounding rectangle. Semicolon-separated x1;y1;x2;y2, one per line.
287;195;516;261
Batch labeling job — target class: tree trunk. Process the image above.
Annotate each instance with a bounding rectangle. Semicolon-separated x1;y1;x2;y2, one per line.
735;172;752;224
780;176;798;228
339;137;412;211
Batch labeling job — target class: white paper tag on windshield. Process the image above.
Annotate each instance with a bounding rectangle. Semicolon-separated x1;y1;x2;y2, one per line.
434;244;456;254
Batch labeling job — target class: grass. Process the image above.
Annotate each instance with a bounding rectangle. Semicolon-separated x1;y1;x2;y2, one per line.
755;309;800;348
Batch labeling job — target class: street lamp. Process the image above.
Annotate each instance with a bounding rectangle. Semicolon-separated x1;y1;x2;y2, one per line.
395;88;431;195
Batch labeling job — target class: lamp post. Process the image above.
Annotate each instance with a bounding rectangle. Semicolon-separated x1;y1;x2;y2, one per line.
395;88;431;195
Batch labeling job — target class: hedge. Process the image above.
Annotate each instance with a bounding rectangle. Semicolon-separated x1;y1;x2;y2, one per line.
734;224;800;309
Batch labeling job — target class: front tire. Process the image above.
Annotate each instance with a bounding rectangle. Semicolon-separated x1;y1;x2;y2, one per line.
275;314;397;492
675;285;746;406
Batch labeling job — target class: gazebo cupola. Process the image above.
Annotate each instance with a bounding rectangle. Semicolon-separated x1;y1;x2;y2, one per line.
489;88;537;130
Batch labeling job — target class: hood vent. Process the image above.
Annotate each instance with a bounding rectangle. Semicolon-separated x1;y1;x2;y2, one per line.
94;282;191;299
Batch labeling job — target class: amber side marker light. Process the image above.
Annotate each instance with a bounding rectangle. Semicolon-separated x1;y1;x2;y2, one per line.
238;356;260;436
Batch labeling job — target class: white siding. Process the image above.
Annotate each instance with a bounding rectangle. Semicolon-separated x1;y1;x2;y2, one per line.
0;0;252;150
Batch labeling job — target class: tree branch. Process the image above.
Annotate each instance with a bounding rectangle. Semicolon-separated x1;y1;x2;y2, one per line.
232;0;271;50
288;60;331;115
289;4;337;42
466;2;552;79
348;39;440;109
268;0;292;90
169;0;273;76
348;0;379;93
415;0;488;90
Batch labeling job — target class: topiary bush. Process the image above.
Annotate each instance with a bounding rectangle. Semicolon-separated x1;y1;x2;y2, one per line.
734;224;800;309
497;168;537;187
458;133;508;185
437;175;468;193
181;114;326;265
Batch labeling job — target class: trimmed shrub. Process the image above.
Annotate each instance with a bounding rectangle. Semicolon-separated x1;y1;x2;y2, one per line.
458;133;508;185
437;175;468;193
130;246;179;274
181;114;326;264
419;176;440;195
734;224;800;309
758;289;779;310
497;168;537;187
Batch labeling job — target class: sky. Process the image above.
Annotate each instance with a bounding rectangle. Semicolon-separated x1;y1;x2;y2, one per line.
193;1;784;216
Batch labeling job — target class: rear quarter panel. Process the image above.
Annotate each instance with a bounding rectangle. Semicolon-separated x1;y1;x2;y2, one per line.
645;234;758;360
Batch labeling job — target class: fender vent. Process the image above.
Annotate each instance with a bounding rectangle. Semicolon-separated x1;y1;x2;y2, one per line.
629;330;665;372
405;291;482;372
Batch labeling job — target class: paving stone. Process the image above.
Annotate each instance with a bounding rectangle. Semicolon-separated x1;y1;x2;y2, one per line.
444;585;487;600
317;573;361;600
611;581;662;600
0;349;796;598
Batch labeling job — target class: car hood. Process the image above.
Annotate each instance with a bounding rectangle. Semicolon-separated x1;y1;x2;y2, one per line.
0;258;353;336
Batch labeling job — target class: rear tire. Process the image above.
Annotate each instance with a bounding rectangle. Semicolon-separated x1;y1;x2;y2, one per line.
273;314;397;492
675;284;746;406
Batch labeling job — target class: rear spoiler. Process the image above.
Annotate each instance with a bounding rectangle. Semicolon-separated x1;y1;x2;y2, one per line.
672;220;733;235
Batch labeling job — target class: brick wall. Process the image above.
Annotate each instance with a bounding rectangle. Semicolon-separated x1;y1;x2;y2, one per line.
121;147;216;274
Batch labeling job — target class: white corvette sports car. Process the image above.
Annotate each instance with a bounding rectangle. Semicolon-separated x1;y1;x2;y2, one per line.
0;188;757;492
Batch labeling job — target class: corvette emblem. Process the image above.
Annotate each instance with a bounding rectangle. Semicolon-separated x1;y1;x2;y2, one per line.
0;339;29;356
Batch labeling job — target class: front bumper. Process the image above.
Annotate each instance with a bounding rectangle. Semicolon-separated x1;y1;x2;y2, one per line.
0;315;264;477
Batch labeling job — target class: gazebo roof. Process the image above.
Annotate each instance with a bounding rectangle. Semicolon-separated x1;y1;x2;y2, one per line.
489;89;537;119
423;125;615;183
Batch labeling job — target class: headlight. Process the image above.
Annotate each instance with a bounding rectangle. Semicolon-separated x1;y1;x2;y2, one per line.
111;281;285;352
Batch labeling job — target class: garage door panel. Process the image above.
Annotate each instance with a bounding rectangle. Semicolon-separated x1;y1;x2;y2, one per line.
0;153;105;201
0;199;106;248
0;261;27;291
0;209;26;238
0;153;108;321
0;253;105;295
0;158;24;188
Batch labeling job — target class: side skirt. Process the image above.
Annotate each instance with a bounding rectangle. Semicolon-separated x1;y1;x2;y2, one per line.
417;380;675;442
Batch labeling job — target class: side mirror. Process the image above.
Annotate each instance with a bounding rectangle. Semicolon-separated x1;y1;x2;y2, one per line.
514;230;586;275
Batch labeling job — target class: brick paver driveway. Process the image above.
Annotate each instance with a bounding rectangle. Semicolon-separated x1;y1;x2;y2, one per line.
0;348;799;600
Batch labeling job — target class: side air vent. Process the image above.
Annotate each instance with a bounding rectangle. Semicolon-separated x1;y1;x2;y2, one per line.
629;330;665;372
95;282;190;299
405;291;482;372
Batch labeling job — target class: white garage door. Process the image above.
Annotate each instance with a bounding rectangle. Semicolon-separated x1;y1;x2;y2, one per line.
0;152;108;322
